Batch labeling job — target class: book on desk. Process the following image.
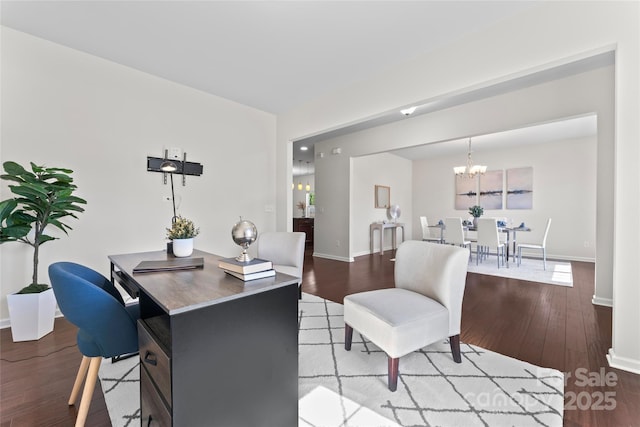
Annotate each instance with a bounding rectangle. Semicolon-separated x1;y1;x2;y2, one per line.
133;257;204;273
218;257;273;274
222;268;276;281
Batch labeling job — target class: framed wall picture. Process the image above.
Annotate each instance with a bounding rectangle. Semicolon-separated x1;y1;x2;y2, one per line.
375;185;390;208
479;170;504;209
455;175;477;210
506;167;533;209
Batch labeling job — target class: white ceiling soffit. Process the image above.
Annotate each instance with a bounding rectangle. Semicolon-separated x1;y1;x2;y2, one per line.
293;51;612;148
1;1;537;114
388;114;598;161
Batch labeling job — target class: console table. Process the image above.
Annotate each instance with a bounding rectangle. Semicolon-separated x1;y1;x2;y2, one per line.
109;249;299;426
370;222;405;255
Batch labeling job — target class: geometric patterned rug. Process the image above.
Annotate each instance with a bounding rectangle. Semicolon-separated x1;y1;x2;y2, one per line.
99;293;565;427
298;293;564;427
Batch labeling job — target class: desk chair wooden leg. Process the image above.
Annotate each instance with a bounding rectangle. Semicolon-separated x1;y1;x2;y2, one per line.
69;356;90;405
388;356;399;391
75;356;102;427
450;335;462;363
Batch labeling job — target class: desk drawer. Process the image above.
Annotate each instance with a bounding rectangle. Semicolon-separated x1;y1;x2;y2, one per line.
138;319;172;405
141;364;172;426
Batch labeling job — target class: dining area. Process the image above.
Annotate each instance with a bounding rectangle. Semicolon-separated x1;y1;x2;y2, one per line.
421;213;552;270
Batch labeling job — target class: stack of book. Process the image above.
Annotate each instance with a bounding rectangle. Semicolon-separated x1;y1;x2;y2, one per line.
218;257;275;281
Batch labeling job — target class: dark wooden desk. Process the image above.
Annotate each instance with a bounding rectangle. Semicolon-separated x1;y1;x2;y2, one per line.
109;249;299;427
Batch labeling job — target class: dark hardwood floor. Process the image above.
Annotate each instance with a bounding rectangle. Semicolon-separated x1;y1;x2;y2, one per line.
2;249;639;426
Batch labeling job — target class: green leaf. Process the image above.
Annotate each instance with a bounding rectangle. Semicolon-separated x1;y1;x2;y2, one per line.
37;234;57;244
0;199;18;221
3;161;28;176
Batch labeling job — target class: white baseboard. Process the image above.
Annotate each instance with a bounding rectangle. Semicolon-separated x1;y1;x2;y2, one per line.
592;295;613;307
312;252;354;262
607;348;640;375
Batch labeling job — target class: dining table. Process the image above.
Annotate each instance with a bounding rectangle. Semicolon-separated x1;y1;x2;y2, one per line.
430;222;531;262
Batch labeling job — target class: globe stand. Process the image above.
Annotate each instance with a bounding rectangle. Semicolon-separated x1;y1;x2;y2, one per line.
236;244;252;262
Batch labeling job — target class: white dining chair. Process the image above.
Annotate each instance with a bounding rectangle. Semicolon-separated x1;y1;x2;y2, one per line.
420;216;442;243
444;217;472;258
476;218;507;268
517;218;552;270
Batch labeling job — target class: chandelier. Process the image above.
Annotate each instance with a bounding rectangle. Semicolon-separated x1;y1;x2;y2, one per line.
453;138;487;178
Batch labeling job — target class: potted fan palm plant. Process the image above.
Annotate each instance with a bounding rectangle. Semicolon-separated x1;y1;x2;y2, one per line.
0;161;87;341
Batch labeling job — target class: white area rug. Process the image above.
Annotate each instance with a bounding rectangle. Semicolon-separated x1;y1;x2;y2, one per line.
98;356;140;426
466;256;573;287
99;294;564;427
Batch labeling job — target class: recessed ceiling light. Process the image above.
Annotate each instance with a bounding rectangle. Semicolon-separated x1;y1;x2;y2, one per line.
300;146;308;151
400;106;417;116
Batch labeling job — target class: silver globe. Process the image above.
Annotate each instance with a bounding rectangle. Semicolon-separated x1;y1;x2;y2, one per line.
231;218;258;262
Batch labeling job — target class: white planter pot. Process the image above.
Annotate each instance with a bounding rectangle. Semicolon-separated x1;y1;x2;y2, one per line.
7;287;57;342
173;238;194;257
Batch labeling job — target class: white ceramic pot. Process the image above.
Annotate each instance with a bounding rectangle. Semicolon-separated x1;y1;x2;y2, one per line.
7;287;57;342
172;238;194;257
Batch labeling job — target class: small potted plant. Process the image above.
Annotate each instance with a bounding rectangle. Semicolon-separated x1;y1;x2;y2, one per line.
468;205;484;227
166;215;199;257
0;161;86;341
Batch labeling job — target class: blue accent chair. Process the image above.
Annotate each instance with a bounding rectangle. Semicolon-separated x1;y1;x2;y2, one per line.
49;262;140;427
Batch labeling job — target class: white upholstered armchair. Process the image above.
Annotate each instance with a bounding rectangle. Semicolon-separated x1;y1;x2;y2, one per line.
257;231;305;298
343;240;469;391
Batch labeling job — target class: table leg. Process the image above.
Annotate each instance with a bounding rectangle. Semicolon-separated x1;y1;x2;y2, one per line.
391;226;397;251
503;230;510;268
370;227;374;254
380;227;385;255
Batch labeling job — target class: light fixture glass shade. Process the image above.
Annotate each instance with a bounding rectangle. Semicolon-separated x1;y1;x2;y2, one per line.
160;160;178;172
305;183;311;191
297;182;303;190
453;166;467;175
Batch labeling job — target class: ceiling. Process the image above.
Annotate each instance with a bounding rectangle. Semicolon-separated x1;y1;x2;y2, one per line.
1;1;537;114
1;1;600;174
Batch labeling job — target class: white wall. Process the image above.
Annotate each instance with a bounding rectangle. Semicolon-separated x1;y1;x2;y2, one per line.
277;2;639;373
350;153;412;257
412;136;597;261
0;28;277;321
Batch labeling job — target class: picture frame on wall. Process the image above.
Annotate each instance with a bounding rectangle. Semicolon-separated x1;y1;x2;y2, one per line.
479;170;503;209
455;175;477;210
375;185;390;208
506;167;533;209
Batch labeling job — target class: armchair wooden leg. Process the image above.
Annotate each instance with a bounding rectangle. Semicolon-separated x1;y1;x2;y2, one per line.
388;356;399;392
344;324;353;350
75;356;102;427
69;356;90;405
450;334;462;363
